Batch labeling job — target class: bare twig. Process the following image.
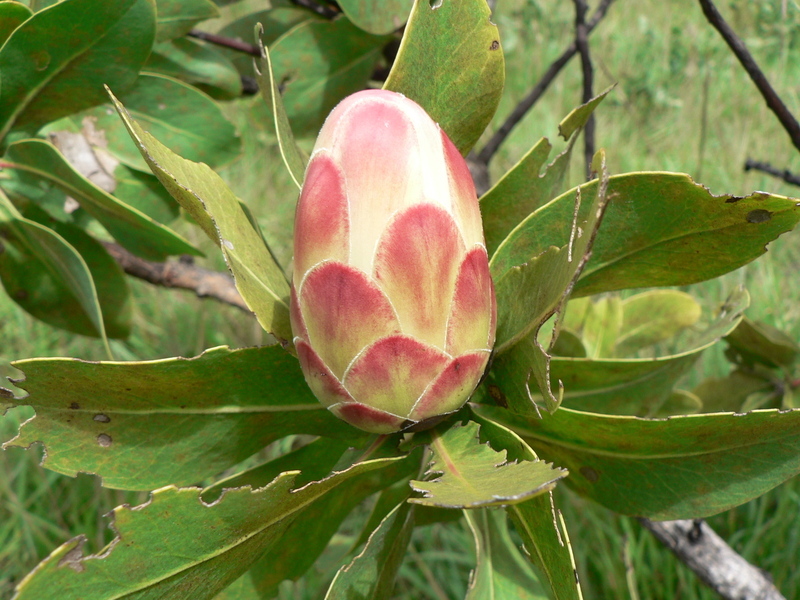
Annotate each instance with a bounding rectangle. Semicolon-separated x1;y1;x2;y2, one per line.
102;242;252;314
699;0;800;153
572;0;595;178
187;29;260;57
745;159;800;187
640;518;785;600
476;0;614;165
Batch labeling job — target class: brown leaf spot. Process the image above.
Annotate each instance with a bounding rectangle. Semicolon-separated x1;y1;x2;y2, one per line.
93;413;110;423
97;433;112;447
487;384;507;408
580;466;599;482
489;40;500;51
69;402;80;410
746;209;772;223
14;289;28;301
57;539;86;572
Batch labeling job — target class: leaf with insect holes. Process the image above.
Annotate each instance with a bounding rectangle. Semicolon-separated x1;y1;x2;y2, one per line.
203;439;420;598
4;346;364;491
491;173;800;295
409;421;567;509
12;454;411;600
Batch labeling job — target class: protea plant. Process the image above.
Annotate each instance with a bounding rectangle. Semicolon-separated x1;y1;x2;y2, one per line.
290;89;497;434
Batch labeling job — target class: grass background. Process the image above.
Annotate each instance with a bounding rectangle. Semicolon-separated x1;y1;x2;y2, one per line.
3;0;800;597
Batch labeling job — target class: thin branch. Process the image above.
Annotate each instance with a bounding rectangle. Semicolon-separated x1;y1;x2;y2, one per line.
476;0;614;165
640;518;785;600
102;242;252;314
290;0;339;19
699;0;800;153
572;0;595;178
187;29;260;57
744;159;800;187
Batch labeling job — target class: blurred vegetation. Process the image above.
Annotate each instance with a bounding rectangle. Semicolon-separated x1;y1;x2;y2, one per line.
3;0;800;598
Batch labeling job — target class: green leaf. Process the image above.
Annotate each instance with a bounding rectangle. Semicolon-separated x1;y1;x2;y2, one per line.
337;0;411;34
255;33;307;190
493;168;610;355
268;16;390;138
692;369;772;414
724;317;800;370
29;207;133;339
480;87;612;256
615;290;702;357
384;0;504;155
576;295;623;359
203;436;352;502
491;152;611;414
0;0;155;139
108;90;293;343
550;330;587;358
84;72;241;173
145;38;242;99
558;85;615;141
0;1;32;45
326;501;415;600
218;7;314;77
245;444;420;597
12;455;407;600
469;407;580;599
464;508;549;600
473;401;800;520
491;173;800;295
654;390;703;417
489;287;748;417
154;0;218;42
3;138;201;261
0;190;110;346
507;496;583;600
112;163;180;223
4;345;364;490
409;421;567;509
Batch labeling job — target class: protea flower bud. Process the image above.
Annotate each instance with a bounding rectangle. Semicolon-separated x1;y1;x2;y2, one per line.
291;89;496;434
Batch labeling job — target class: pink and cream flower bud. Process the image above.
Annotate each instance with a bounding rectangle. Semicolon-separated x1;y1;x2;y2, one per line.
291;89;496;434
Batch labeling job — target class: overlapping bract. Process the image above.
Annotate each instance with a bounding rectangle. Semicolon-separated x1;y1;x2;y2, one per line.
291;90;496;433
